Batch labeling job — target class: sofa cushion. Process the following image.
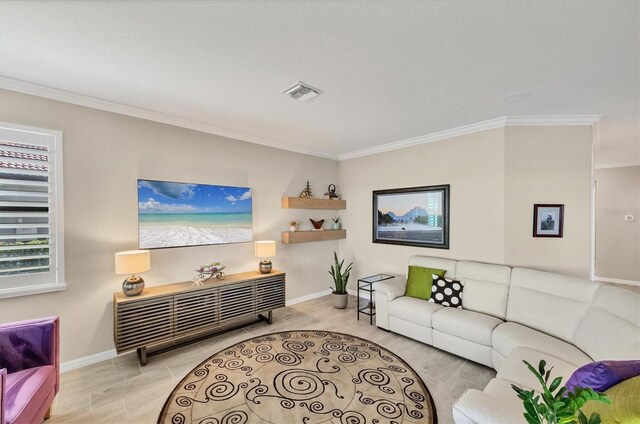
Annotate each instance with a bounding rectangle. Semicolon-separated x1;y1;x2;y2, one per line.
432;307;502;346
404;266;445;300
507;268;599;344
429;275;463;308
387;296;444;327
565;360;640;392
5;365;56;424
580;375;640;423
456;261;512;320
573;285;640;361
496;347;577;390
493;322;592;368
408;255;457;278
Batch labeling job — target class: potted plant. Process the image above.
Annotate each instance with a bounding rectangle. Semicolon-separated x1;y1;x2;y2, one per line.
511;360;610;424
329;251;353;309
331;215;341;230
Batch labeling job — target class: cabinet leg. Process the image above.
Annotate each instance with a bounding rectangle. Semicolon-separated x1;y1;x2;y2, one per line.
258;311;273;324
137;347;147;365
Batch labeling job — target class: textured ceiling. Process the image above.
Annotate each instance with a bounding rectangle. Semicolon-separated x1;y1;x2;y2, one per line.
0;1;638;164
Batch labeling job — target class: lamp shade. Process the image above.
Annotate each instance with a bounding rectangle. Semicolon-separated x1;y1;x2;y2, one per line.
115;250;151;275
254;240;276;258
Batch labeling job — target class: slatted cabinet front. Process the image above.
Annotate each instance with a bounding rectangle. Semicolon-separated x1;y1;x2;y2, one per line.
113;271;286;356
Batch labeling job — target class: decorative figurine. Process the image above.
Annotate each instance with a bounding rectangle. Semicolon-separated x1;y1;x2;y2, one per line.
192;261;226;286
310;218;325;230
289;221;299;232
299;180;312;198
324;184;339;199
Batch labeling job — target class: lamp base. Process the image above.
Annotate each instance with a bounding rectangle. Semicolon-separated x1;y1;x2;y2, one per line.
259;259;272;274
123;275;145;296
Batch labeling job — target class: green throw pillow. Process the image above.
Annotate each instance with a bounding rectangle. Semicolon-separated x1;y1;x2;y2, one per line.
404;266;446;300
580;375;640;423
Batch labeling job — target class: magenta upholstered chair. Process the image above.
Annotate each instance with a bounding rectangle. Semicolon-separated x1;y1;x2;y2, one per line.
0;317;59;424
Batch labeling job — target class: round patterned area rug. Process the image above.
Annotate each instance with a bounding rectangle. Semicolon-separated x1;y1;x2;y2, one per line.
158;330;437;424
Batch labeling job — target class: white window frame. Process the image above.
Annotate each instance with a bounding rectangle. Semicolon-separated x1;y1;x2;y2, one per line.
0;122;65;298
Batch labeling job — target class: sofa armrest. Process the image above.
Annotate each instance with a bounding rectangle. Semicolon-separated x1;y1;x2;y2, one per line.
0;316;59;392
374;276;406;301
452;388;524;424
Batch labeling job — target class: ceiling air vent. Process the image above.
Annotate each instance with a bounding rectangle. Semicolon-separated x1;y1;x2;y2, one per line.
283;81;322;102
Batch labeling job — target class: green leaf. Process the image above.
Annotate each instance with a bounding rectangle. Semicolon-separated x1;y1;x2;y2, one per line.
524;412;541;424
539;360;547;375
549;376;563;392
575;397;586;409
577;410;588;424
588;412;602;424
545;369;551;383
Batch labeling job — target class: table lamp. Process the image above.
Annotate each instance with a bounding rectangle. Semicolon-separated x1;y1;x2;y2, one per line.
115;250;150;296
255;240;276;274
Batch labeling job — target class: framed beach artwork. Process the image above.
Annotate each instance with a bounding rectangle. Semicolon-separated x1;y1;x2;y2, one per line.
533;204;564;238
373;185;450;249
138;179;253;249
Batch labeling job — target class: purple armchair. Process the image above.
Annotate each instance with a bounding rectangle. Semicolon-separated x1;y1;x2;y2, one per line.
0;317;59;424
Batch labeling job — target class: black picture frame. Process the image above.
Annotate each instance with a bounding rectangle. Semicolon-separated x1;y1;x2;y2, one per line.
372;185;450;249
533;204;564;238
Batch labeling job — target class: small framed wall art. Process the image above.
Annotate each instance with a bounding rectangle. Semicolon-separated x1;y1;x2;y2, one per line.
533;204;564;238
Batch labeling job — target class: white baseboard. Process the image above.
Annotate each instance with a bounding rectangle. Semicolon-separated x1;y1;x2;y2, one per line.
60;348;117;373
61;290;353;373
595;276;640;287
285;289;332;306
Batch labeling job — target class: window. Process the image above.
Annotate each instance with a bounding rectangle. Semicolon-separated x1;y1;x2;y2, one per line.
0;122;65;298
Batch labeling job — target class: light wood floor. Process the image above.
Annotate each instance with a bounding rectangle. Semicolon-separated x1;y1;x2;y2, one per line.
49;295;497;424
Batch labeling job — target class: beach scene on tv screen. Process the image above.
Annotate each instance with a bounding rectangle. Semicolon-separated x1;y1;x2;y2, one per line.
138;180;252;249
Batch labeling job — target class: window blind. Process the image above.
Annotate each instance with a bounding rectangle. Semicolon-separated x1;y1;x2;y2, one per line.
0;139;51;276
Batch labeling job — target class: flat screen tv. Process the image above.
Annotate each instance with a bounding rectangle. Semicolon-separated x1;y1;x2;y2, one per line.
138;179;253;249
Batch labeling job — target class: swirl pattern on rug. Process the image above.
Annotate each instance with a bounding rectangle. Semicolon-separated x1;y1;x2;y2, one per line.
158;330;437;424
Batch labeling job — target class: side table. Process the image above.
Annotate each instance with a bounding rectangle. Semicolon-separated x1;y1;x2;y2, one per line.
357;273;396;325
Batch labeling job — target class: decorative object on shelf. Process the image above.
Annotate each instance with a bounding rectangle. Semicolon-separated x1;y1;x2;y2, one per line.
533;204;564;238
324;183;339;199
192;261;226;286
329;251;353;309
255;240;276;274
331;215;341;229
511;359;610;424
115;250;151;296
299;180;312;198
289;221;299;232
373;184;450;249
310;218;325;230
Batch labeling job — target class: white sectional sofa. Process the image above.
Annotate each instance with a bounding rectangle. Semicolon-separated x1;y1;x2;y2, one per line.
374;255;640;423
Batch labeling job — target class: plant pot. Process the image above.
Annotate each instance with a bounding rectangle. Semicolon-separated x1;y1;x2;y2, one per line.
332;223;341;230
290;226;297;232
332;293;348;309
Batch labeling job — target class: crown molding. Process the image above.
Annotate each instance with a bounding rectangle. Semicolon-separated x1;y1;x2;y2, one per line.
339;115;603;161
0;76;339;161
595;162;640;169
1;77;603;163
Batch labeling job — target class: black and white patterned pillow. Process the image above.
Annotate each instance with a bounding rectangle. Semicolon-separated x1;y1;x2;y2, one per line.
428;274;463;308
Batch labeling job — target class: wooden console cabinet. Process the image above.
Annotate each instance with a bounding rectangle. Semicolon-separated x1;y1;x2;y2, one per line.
113;270;285;364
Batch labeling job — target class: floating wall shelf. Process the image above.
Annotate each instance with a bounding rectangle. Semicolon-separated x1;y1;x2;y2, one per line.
281;197;346;210
281;229;346;244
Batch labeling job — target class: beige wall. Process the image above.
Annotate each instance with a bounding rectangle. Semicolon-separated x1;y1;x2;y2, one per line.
0;89;340;362
504;126;593;278
595;166;640;282
339;125;593;284
338;128;507;279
